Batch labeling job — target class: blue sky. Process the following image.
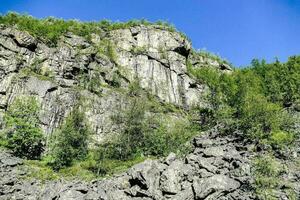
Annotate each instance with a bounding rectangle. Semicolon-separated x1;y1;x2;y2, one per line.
1;0;300;67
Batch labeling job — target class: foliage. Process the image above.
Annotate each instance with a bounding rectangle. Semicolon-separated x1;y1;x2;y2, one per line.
0;12;187;46
253;155;282;200
24;159;96;181
97;39;118;63
188;66;236;128
269;131;294;149
251;57;300;107
19;67;54;81
142;116;198;156
2;96;44;159
79;152;147;176
46;107;90;170
130;46;148;55
193;49;231;66
90;80;198;175
78;70;103;95
188;56;299;148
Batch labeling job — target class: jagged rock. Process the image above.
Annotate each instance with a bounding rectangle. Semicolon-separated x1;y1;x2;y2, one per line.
0;130;259;200
202;146;225;157
127;159;162;196
0;24;216;143
193;175;241;199
159;160;183;194
164;152;176;165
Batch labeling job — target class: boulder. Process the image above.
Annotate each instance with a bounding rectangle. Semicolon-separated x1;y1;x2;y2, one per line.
193;175;240;199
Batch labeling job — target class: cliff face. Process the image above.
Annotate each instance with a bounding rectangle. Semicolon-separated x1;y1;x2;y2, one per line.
0;25;228;141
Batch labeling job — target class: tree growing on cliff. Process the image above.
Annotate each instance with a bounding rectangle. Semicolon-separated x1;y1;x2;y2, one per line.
3;96;45;159
46;107;90;170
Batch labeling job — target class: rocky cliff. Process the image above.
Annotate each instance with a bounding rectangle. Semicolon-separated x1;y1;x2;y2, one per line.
0;24;229;141
1;22;299;200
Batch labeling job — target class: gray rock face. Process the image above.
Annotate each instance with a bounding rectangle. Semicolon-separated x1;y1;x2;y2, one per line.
0;25;228;142
0;130;260;200
193;175;240;199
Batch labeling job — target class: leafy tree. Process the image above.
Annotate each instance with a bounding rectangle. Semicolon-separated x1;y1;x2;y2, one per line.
47;107;90;170
251;57;300;107
188;56;297;148
3;96;44;159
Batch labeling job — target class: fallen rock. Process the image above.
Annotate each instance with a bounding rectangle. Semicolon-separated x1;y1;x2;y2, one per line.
193;175;240;199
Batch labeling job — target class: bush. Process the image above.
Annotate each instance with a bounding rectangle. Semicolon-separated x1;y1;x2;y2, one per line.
142;116;198;156
0;12;187;46
97;39;118;63
253;155;282;200
98;81;198;163
269;131;294;149
3;96;44;159
80;151;146;176
46;107;90;170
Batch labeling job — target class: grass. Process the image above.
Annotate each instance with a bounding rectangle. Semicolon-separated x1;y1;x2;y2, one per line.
252;154;297;200
0;12;189;46
97;39;118;63
23;155;149;182
18;67;54;81
192;49;231;66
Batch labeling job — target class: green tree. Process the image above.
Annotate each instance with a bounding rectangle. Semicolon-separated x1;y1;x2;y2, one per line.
47;107;90;170
111;81;147;160
3;96;44;159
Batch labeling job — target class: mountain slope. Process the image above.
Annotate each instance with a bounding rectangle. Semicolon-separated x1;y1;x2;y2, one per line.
0;14;299;200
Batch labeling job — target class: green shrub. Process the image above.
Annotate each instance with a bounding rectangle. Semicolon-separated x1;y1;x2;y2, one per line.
253;155;282;200
46;107;90;170
0;13;188;46
252;57;300;107
100;81;198;163
193;49;231;66
97;39;118;63
130;46;148;55
80;151;147;176
3;96;44;159
142;116;198;156
269;131;294;149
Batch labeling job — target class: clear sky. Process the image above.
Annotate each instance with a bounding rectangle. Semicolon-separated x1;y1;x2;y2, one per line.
1;0;299;67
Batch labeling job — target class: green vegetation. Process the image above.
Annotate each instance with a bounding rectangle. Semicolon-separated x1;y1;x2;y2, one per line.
1;96;44;159
45;107;90;170
130;45;148;55
85;81;198;175
252;154;296;200
188;56;299;149
192;49;231;66
0;14;298;191
0;12;187;46
19;67;54;81
8;79;196;179
253;154;282;200
78;70;104;95
97;39;118;63
187;56;299;199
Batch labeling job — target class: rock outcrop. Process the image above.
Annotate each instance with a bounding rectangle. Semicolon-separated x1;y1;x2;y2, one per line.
0;25;230;141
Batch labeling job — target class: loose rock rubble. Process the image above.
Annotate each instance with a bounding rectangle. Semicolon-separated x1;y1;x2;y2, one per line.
0;130;257;200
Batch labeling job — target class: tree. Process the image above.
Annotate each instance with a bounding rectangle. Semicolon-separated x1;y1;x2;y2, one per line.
47;107;90;170
4;96;44;159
